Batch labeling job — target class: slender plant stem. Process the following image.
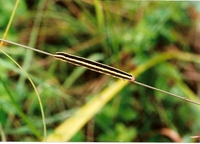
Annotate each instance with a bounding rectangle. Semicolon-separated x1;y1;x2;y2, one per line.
0;38;53;56
0;0;19;48
133;81;200;106
1;38;200;107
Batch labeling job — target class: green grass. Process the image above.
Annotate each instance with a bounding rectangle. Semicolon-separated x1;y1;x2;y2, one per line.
0;0;200;142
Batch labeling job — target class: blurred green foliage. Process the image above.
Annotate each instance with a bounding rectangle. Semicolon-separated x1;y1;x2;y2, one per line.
0;0;200;142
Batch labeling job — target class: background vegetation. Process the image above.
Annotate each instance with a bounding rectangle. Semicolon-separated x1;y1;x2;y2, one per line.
0;0;200;142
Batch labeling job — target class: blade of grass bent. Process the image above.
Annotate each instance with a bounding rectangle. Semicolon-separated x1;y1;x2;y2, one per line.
0;49;46;140
0;0;46;140
46;51;200;141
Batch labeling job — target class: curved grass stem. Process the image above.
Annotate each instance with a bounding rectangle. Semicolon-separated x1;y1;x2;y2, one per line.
0;50;46;141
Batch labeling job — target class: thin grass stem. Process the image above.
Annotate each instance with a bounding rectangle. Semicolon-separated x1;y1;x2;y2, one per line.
0;0;19;48
0;49;46;141
1;38;200;107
